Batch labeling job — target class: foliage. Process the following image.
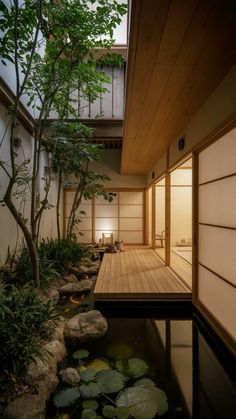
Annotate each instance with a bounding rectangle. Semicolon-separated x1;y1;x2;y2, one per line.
50;348;169;418
0;0;127;286
2;239;90;286
115;358;149;379
45;124;116;240
12;246;59;286
0;285;56;376
53;387;80;408
82;400;99;411
73;349;90;360
116;384;168;418
38;238;90;272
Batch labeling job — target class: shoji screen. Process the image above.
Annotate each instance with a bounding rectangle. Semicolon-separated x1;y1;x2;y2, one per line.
119;191;144;244
198;127;236;343
95;194;119;243
64;191;92;242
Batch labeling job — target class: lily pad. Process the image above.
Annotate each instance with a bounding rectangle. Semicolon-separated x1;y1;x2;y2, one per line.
53;387;80;408
116;358;148;379
116;385;168;419
115;406;130;419
102;405;116;417
134;378;156;387
97;370;125;394
81;409;97;419
80;369;96;382
86;358;110;372
106;343;133;360
73;349;90;360
80;382;101;399
82;400;99;410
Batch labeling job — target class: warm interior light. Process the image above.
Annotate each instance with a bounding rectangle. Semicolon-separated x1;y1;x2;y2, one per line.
102;232;113;245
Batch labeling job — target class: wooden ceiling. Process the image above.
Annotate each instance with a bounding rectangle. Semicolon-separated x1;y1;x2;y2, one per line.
121;0;236;174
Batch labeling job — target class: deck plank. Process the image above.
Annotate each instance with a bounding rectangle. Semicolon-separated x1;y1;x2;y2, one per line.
94;248;191;301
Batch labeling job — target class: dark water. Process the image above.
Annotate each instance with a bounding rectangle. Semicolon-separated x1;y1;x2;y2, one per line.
47;314;236;419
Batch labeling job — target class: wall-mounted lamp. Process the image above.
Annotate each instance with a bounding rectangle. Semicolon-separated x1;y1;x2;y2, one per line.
178;137;185;151
13;137;22;148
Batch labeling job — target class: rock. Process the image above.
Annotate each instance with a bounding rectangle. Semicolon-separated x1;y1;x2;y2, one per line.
79;264;100;275
43;340;67;373
69;267;85;279
64;310;108;345
52;319;65;343
91;251;100;261
79;265;90;274
44;286;60;304
4;373;59;419
25;340;67;385
3;393;46;419
37;372;59;400
63;274;78;283
25;358;50;385
59;280;93;296
59;368;80;386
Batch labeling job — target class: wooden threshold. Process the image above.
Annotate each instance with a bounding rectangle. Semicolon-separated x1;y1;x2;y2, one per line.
94;248;191;302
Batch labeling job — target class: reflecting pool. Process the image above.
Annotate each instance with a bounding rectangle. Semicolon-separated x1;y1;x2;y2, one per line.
47;314;236;418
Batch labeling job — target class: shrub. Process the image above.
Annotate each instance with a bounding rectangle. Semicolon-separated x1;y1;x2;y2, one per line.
13;246;60;286
0;286;56;376
38;238;90;273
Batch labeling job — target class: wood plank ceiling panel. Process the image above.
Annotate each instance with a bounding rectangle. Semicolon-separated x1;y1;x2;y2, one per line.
121;0;236;174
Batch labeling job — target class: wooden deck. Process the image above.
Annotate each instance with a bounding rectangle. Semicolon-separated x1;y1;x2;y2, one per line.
94;248;191;301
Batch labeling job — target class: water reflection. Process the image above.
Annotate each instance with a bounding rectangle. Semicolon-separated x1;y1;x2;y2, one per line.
103;317;236;418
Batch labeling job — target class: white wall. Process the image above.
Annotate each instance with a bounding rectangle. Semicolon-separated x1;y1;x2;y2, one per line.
0;103;62;264
89;149;146;188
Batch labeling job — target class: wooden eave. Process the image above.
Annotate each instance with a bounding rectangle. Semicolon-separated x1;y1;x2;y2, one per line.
121;0;236;175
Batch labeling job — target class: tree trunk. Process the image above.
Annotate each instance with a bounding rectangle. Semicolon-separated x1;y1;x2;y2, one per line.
57;170;62;241
4;194;40;287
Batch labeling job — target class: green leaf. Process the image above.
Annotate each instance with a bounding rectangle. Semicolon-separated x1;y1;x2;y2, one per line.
102;405;115;417
73;349;90;360
106;343;133;360
134;378;156;388
80;382;101;399
53;387;80;408
82;400;99;410
81;409;97;419
80;369;96;382
116;386;168;419
96;370;125;394
116;358;148;379
86;358;110;372
115;406;130;419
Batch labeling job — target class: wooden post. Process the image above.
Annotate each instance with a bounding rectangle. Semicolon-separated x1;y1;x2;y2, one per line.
192;151;199;301
151;184;156;248
165;172;171;265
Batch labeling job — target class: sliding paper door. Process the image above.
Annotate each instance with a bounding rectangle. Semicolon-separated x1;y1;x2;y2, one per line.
197;127;236;345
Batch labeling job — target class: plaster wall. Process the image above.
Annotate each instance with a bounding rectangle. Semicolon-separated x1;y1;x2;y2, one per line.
0;103;62;264
89;149;146;188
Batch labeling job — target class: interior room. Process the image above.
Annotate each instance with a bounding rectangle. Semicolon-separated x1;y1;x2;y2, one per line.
170;158;192;288
154;177;166;261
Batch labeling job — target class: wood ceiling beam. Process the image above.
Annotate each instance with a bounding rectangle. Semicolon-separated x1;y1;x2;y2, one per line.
121;0;236;174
